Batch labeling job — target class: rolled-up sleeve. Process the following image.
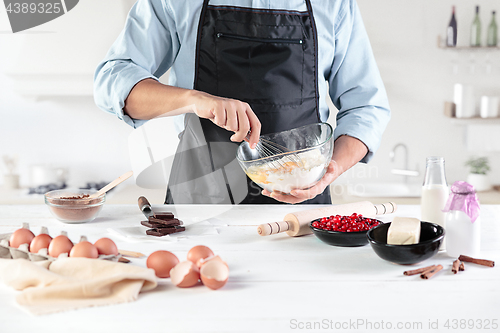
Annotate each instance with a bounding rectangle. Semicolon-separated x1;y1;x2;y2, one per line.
328;0;391;163
94;0;179;128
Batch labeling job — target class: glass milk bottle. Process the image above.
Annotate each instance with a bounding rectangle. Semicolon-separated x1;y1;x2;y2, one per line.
444;181;481;258
421;157;449;249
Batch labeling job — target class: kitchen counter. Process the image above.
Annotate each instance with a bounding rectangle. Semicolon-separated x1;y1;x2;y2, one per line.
3;184;500;205
1;204;499;333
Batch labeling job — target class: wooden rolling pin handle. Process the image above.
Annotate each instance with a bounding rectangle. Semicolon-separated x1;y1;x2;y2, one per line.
257;221;292;236
374;202;397;215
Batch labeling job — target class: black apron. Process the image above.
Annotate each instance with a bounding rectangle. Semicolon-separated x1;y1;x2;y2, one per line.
165;0;331;205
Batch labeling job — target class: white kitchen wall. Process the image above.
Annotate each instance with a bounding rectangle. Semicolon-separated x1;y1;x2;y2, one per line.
340;0;500;187
0;81;133;187
0;0;499;191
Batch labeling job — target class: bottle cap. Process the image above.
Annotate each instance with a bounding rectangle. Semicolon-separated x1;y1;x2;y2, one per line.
426;156;444;164
443;181;480;223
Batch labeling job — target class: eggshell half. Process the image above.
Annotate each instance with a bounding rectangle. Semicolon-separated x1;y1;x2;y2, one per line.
9;228;35;249
94;237;119;255
146;250;179;278
70;241;99;258
187;245;214;267
30;234;53;253
198;255;228;269
170;261;200;288
48;235;74;258
200;258;229;290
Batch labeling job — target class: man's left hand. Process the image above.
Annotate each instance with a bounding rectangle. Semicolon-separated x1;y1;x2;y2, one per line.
262;160;339;204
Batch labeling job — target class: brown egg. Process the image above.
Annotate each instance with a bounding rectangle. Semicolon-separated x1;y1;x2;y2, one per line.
69;241;99;258
146;250;179;278
48;235;74;258
94;237;118;255
187;245;214;267
30;234;52;253
200;257;229;290
9;228;35;249
170;261;200;288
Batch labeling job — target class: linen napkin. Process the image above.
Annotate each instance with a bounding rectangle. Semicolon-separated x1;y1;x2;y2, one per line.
0;257;157;315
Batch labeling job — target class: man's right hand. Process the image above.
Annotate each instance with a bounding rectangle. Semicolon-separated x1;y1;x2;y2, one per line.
124;78;261;148
190;90;261;148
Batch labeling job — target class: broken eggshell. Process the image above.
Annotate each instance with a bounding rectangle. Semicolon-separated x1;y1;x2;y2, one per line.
200;257;229;290
170;261;200;288
198;255;228;268
187;245;214;267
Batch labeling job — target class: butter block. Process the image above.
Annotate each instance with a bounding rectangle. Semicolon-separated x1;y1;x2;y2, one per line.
387;217;421;245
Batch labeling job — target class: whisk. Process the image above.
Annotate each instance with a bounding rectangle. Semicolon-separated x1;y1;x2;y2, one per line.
246;134;303;170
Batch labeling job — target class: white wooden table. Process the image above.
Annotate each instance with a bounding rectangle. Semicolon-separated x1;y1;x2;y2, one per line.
1;204;499;333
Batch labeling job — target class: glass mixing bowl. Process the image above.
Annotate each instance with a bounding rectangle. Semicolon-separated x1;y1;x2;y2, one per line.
236;122;334;194
44;189;105;223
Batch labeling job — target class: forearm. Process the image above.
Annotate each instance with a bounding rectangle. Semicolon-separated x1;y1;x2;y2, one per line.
331;135;368;178
124;79;197;120
123;78;261;145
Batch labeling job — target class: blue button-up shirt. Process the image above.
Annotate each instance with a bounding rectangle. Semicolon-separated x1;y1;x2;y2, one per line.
94;0;390;162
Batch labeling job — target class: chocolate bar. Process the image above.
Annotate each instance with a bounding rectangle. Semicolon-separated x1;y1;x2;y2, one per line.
141;219;182;228
148;217;182;226
146;226;186;237
154;212;175;220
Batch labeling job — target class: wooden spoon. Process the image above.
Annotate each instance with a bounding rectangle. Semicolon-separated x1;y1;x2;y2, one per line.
88;171;133;199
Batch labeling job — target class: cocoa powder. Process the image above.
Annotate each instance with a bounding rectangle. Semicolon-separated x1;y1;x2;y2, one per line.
60;194;90;200
47;195;103;223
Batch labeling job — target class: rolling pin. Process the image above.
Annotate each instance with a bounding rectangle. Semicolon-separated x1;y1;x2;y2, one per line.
257;201;397;237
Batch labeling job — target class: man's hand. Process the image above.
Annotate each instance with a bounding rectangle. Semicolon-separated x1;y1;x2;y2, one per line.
262;135;369;204
262;159;339;204
190;90;261;148
124;78;261;148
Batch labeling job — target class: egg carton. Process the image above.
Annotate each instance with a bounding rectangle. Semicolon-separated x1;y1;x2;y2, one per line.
0;223;120;262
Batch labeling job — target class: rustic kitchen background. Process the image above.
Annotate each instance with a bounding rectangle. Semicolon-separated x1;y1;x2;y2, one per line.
0;0;499;204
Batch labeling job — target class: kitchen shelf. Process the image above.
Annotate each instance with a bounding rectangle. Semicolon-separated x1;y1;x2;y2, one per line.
439;46;500;51
448;116;500;125
437;36;500;51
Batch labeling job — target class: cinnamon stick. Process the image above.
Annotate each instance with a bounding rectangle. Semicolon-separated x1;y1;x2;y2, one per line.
404;265;436;276
459;262;465;271
452;259;461;274
421;264;443;279
458;255;495;268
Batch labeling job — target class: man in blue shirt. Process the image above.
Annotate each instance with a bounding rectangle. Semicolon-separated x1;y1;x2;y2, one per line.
94;0;390;205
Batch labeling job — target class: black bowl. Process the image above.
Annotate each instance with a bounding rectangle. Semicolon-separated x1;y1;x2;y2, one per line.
366;221;445;265
309;220;379;247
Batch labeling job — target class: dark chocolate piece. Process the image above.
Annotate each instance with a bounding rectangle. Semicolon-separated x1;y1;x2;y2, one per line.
146;225;186;237
154;212;175;220
141;220;181;228
148;217;182;226
146;228;175;237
